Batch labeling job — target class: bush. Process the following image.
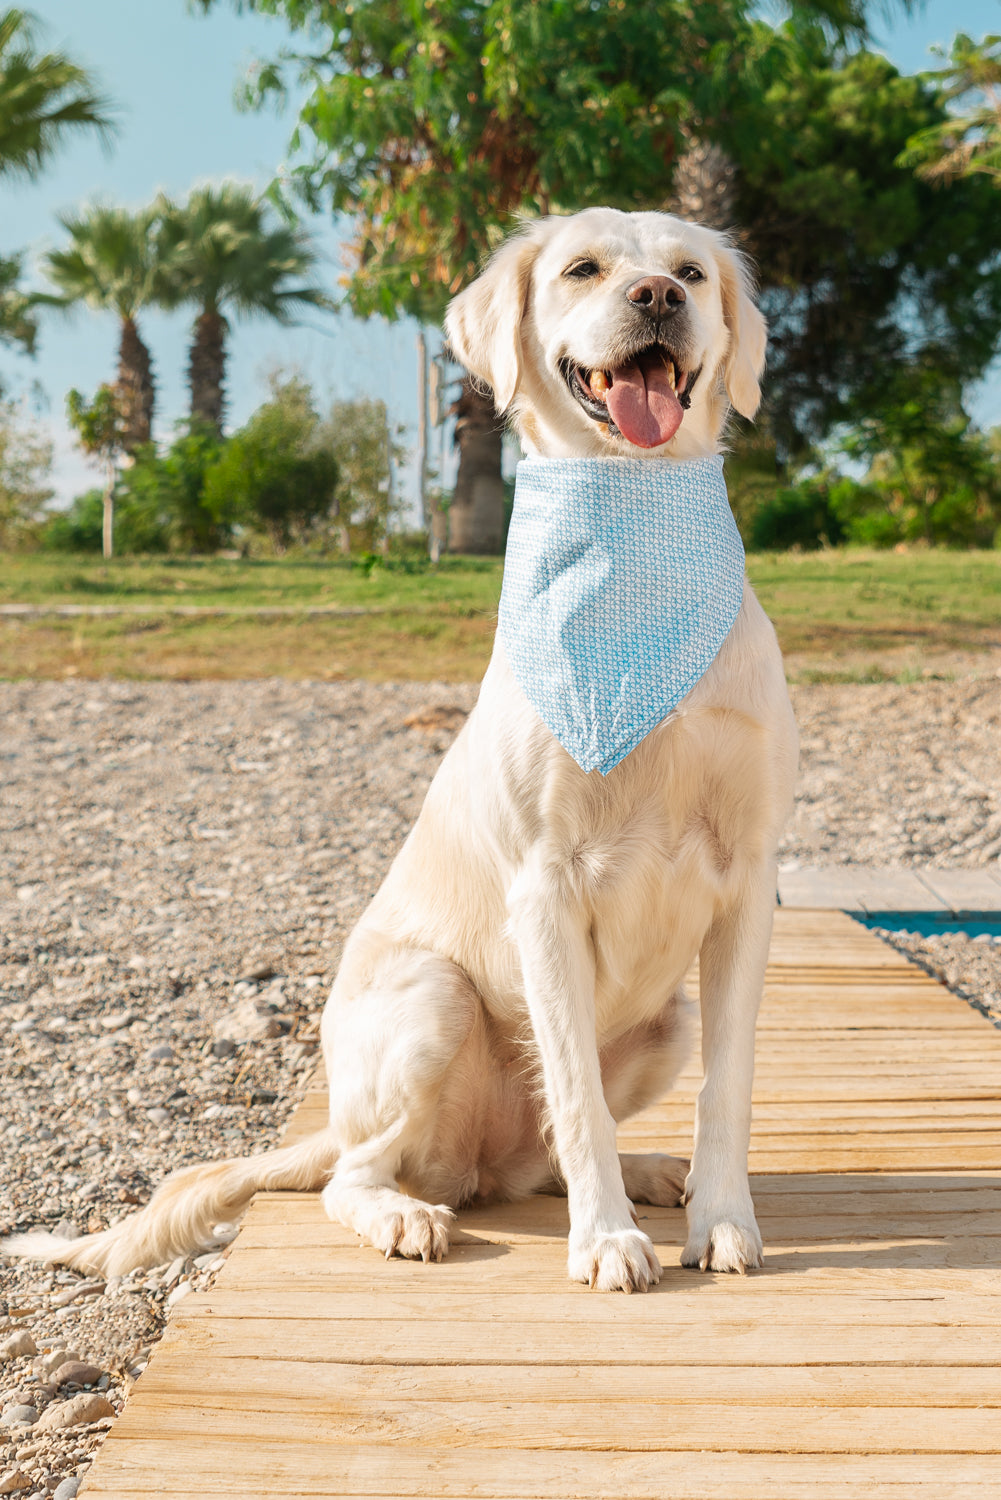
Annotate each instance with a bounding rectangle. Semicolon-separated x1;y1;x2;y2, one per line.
203;377;337;553
0;400;53;550
748;480;845;551
41;485;170;553
117;425;228;552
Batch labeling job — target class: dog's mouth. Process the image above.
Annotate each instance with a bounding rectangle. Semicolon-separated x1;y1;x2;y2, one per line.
560;347;700;449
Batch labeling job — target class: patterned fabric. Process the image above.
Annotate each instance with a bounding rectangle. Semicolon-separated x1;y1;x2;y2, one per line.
498;454;745;775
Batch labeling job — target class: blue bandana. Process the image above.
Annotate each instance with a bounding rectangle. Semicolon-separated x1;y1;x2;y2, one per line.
497;455;745;775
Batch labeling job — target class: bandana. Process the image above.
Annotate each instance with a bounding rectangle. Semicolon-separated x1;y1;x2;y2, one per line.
497;454;744;775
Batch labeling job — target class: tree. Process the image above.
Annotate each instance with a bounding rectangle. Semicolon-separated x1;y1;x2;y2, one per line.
721;41;1001;464
900;33;1001;185
199;0;952;551
0;7;115;375
202;375;337;551
156;182;332;436
67;384;125;559
0;396;51;547
0;7;113;180
315;396;405;551
43;204;162;452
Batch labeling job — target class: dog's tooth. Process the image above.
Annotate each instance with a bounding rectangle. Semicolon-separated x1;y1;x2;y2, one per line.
590;369;610;399
667;359;676;391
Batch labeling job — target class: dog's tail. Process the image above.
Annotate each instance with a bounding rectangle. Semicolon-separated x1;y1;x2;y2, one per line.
1;1129;338;1278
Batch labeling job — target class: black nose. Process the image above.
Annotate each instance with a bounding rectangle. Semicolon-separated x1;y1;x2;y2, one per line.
626;275;686;316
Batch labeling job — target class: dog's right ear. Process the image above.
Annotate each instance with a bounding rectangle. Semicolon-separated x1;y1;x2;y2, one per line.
445;223;549;413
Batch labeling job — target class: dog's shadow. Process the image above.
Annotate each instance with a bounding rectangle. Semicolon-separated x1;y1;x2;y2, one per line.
451;1172;1001;1284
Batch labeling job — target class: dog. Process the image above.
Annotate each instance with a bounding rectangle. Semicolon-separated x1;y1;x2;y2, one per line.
5;209;798;1293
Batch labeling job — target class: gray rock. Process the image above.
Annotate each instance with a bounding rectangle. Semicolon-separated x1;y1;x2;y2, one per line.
0;1405;37;1427
210;1037;236;1058
53;1481;80;1500
147;1043;175;1062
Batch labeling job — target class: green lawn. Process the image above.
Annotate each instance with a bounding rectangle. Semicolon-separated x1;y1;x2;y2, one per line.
1;548;997;681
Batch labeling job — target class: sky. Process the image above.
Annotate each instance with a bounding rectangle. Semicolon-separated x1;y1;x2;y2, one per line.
1;0;999;511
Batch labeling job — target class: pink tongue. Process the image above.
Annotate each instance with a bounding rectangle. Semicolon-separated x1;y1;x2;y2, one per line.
605;361;683;449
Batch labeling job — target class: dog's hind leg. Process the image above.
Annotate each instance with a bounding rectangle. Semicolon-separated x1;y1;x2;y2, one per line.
320;946;479;1263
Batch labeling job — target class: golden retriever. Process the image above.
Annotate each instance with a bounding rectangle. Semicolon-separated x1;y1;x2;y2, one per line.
5;209;797;1292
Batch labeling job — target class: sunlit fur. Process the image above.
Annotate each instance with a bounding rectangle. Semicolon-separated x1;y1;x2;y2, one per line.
4;209;797;1291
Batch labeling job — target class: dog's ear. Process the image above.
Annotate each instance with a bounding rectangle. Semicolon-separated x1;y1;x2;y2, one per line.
445;223;548;413
715;243;767;420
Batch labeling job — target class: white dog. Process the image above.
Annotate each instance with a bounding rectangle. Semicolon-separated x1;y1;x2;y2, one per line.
6;209;797;1293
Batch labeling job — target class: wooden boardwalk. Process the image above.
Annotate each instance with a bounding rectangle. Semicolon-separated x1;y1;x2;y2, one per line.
82;910;1001;1499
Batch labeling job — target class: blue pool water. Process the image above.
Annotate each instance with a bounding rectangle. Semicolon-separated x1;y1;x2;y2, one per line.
859;912;1001;940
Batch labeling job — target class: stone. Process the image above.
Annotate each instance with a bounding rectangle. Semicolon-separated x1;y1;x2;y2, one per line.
210;1037;236;1058
38;1349;78;1378
35;1392;114;1431
145;1107;171;1125
53;1481;80;1500
0;1331;37;1360
0;1406;36;1428
147;1044;174;1062
51;1361;103;1387
0;1471;30;1494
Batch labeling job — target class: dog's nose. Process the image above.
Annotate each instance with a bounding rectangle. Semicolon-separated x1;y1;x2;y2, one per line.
626;275;686;316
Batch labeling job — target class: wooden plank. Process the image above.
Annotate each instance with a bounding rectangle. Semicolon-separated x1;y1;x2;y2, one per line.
80;1443;1001;1497
161;1313;1001;1366
124;1356;1001;1407
108;1399;1001;1454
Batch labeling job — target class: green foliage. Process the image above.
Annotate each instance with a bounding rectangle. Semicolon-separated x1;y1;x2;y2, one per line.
0;397;51;547
66;384;123;464
40;485;170;553
900;33;1001;185
43;202;162;320
115;425;228;552
0;251;36;363
315;397;405;549
202;376;338;552
727;43;1001;458
0;7;114;182
748;479;845;552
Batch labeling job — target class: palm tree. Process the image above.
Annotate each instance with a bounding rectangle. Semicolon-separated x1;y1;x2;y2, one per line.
0;7;113;181
157;183;333;436
0;8;114;367
42;204;161;452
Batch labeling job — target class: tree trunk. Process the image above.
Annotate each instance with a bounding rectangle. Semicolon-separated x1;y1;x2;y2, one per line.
116;315;154;454
189;308;227;437
102;462;114;560
448;378;505;554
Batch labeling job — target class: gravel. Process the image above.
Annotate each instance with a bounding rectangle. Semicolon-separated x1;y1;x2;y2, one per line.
1;672;999;1494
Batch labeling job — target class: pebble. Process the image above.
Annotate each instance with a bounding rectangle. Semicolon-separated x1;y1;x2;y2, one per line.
51;1361;103;1387
0;1471;30;1494
0;1406;37;1428
53;1482;80;1500
1;1333;37;1360
35;1393;115;1432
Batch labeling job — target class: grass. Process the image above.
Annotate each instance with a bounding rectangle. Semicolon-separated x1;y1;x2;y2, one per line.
0;548;998;682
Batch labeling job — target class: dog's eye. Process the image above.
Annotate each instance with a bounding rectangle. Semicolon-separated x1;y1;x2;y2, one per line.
677;263;706;284
563;259;602;280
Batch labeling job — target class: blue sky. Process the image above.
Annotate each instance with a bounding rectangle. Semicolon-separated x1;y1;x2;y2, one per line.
2;0;999;509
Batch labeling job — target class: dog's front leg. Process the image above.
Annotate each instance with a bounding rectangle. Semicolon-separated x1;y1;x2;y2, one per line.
682;874;775;1274
508;862;661;1292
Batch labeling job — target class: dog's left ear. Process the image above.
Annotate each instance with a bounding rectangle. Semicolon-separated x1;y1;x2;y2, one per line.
716;243;767;420
445;221;550;412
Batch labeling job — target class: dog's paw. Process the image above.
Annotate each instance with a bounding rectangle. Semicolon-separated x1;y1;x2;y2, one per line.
372;1202;455;1264
681;1215;763;1274
568;1228;662;1293
619;1152;689;1208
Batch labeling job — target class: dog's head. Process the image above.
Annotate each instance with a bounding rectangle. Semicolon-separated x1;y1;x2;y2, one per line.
446;207;766;461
